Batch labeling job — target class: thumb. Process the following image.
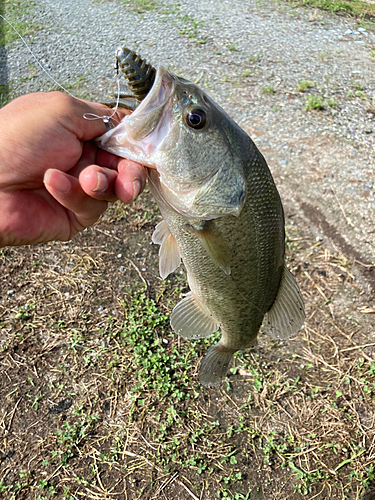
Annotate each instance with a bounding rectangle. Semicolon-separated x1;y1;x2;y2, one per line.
61;96;130;141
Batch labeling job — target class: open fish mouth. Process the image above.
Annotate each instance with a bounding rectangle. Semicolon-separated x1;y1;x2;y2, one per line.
130;64;173;118
96;64;175;166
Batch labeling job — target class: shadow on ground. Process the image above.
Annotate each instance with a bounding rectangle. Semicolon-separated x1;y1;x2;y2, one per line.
0;6;9;106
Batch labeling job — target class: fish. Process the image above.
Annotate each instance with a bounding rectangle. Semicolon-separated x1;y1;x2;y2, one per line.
96;48;305;386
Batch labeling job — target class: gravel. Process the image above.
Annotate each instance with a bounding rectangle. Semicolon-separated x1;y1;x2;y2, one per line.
2;0;375;264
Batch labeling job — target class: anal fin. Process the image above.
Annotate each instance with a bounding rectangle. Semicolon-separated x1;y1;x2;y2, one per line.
170;292;219;339
262;264;305;340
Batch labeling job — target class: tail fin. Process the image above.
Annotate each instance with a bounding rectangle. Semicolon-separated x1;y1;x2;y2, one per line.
199;342;237;387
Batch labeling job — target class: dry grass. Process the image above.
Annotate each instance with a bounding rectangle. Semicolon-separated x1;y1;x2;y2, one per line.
0;195;374;500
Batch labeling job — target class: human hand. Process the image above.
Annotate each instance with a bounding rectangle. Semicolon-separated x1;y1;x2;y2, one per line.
0;91;146;247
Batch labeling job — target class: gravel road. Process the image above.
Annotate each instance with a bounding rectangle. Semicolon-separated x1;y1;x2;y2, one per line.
3;0;375;270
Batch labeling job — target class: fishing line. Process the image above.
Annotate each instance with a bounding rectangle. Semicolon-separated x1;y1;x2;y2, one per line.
0;14;77;98
0;14;120;130
82;75;121;131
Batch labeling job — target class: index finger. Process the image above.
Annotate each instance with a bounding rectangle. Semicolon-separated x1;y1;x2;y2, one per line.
115;159;147;204
95;148;131;170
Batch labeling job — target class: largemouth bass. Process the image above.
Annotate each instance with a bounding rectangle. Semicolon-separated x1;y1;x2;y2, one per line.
97;48;305;386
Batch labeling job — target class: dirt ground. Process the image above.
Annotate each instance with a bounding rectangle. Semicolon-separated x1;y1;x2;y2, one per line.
1;184;374;500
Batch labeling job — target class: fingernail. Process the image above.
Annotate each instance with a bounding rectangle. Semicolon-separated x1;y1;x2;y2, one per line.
93;172;108;193
44;170;71;194
132;180;141;201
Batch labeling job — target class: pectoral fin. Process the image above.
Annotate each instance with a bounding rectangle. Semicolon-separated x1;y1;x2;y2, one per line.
152;219;168;245
262;264;305;340
170;292;219;339
188;220;231;275
152;220;181;279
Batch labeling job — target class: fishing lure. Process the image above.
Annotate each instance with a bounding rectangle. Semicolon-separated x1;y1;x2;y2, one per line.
116;47;155;101
104;47;156;111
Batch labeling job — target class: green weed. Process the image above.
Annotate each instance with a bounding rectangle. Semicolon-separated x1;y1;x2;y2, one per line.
118;286;206;405
304;94;324;110
178;15;207;44
297;79;313;92
241;69;251;77
262;85;275;95
325;97;338;107
120;0;157;13
0;84;10;107
289;461;329;495
285;0;375;18
304;94;339;110
248;55;260;63
54;406;99;465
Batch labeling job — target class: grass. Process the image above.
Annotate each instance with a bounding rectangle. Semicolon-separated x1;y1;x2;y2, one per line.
284;0;375;19
0;84;10;108
178;14;208;44
117;285;205;401
0;196;374;500
262;85;275;95
1;0;40;46
304;94;338;110
297;79;314;92
119;0;158;13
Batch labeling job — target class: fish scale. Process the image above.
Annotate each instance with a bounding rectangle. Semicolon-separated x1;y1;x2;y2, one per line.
158;141;285;350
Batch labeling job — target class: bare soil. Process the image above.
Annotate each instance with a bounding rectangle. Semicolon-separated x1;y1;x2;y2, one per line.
1;187;374;500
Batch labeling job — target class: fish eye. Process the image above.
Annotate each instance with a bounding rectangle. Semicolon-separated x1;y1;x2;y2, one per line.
186;109;207;130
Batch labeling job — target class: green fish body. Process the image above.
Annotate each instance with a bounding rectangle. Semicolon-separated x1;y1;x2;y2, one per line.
97;55;305;386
